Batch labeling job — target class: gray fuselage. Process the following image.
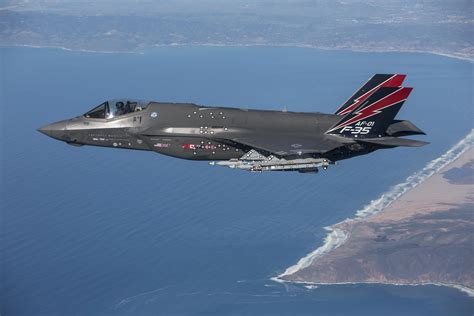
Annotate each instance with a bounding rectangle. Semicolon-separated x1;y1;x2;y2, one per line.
39;101;370;162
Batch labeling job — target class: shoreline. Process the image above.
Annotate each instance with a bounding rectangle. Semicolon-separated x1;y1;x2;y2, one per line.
273;129;474;297
271;278;474;298
0;44;137;54
1;43;472;63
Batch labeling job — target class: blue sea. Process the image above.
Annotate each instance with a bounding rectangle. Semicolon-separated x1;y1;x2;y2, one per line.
1;46;473;315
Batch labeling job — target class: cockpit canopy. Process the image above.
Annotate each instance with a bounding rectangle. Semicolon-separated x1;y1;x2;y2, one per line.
84;99;150;119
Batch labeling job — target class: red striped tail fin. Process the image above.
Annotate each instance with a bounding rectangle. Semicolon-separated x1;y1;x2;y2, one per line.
335;74;406;116
327;86;413;138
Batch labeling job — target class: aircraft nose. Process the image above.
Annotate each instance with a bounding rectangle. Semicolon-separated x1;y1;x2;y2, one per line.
37;120;68;140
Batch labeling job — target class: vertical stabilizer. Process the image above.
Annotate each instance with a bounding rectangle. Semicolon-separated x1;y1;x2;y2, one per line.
327;87;413;138
335;74;406;116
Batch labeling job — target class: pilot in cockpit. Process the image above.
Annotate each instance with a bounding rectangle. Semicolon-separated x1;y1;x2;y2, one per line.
124;101;133;113
84;99;149;119
115;102;125;115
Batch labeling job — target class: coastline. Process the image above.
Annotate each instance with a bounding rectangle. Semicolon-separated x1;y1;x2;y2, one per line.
1;43;472;63
273;129;474;297
272;278;474;298
1;44;138;54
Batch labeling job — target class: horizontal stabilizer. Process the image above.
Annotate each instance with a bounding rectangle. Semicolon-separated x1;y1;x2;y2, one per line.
386;120;426;137
356;137;429;147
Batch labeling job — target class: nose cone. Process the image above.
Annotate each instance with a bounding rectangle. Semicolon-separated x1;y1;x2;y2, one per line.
37;120;69;141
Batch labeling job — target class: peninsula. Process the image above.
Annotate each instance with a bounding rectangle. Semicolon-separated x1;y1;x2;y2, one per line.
276;131;474;296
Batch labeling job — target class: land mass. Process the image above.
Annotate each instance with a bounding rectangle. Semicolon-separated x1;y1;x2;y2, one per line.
0;0;472;61
278;134;474;295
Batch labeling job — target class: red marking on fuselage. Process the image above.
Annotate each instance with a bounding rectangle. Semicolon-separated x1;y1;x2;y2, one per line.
182;144;216;150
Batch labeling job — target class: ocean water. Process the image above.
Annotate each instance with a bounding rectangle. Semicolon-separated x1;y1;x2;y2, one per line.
1;46;473;315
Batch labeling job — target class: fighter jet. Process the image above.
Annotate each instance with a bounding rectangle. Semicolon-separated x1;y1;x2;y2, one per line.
38;74;428;173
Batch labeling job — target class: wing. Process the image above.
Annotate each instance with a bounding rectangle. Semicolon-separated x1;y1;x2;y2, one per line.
229;134;340;157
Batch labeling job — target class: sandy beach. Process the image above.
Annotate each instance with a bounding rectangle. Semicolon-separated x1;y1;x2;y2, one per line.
368;148;474;223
